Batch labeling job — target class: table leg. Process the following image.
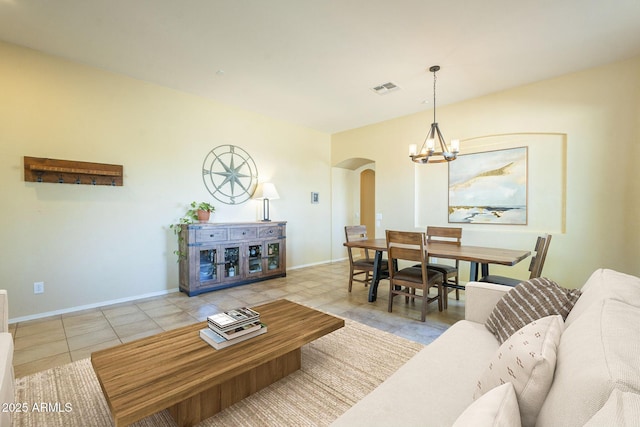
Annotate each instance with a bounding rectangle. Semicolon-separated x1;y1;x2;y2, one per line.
469;262;479;281
368;250;384;302
469;262;490;281
481;263;489;278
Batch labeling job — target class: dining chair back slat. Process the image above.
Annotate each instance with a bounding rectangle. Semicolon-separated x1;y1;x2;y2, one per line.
389;246;423;263
426;226;462;244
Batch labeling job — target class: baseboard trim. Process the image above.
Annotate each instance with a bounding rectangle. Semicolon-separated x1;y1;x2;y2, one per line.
289;260;331;270
288;258;348;270
10;260;351;324
9;288;180;324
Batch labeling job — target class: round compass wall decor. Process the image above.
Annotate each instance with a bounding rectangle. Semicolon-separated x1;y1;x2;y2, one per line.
202;145;259;205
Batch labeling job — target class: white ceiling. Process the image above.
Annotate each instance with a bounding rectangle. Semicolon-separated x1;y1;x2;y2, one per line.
1;0;640;133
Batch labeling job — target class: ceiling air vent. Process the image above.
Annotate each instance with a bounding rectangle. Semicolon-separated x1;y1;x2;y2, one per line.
371;81;400;95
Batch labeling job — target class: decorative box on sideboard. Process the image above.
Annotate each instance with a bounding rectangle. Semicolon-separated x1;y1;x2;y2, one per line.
177;222;287;296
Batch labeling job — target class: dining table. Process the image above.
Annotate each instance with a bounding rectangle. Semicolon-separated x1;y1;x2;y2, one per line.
343;238;531;302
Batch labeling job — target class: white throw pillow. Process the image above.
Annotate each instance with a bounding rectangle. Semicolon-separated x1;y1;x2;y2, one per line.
453;383;521;427
473;315;563;427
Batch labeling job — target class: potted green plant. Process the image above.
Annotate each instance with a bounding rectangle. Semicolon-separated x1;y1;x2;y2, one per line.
170;201;215;227
169;201;216;261
193;201;215;222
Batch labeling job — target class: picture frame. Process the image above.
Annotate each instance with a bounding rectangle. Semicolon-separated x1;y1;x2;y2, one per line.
448;147;528;224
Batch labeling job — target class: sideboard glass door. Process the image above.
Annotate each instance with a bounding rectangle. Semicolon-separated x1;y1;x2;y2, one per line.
223;246;240;279
199;249;217;283
266;242;283;273
247;243;263;276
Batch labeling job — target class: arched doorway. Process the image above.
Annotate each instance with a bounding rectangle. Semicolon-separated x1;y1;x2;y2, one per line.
331;157;376;261
360;169;375;236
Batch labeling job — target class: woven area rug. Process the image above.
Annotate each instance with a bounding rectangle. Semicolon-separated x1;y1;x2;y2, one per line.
13;319;424;427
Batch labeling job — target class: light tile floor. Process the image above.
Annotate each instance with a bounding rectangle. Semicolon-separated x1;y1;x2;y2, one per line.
10;261;465;378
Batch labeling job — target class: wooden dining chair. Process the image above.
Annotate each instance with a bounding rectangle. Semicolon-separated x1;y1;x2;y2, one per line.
425;226;463;309
386;230;444;322
344;225;387;292
480;234;552;287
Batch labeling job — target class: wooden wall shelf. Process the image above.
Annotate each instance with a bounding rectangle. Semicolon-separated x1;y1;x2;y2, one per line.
24;156;123;186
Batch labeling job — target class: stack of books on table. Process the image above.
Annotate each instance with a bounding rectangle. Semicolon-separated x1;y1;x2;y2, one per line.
200;307;267;350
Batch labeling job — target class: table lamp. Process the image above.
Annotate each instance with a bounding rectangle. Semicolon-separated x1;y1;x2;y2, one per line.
253;183;279;222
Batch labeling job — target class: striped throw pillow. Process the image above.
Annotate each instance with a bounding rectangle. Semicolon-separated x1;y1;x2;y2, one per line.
485;277;582;344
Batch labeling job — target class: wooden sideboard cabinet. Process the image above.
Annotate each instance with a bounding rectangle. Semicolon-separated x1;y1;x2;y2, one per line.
177;222;287;296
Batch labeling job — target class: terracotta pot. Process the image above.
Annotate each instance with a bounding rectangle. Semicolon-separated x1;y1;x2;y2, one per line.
197;209;210;223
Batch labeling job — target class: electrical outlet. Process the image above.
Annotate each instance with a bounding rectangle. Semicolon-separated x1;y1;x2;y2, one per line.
34;282;44;294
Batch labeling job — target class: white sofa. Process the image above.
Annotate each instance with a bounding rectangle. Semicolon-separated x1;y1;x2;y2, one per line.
0;290;14;427
332;269;640;427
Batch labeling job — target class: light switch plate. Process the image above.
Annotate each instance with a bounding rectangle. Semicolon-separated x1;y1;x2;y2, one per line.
34;282;44;294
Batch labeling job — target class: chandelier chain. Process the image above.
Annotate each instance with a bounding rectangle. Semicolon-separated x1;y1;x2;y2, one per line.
432;69;437;123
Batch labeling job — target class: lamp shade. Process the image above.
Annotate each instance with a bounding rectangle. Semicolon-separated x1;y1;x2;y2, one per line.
253;182;280;200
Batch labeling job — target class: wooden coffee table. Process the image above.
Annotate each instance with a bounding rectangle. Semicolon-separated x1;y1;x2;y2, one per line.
91;299;344;427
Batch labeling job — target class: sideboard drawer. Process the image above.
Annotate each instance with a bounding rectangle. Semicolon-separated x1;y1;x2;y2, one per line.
229;227;257;240
259;226;283;238
195;228;228;243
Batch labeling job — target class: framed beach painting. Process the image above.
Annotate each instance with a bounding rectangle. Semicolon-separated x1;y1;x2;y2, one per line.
448;147;528;224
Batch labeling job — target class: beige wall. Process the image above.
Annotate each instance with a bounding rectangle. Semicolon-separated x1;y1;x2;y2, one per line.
2;39;638;319
0;42;332;320
332;57;640;287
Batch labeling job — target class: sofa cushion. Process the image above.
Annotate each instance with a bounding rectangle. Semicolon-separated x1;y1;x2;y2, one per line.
535;299;640;427
474;315;563;427
0;333;14;427
565;268;640;328
485;278;580;344
583;389;640;427
331;320;499;427
453;383;521;427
